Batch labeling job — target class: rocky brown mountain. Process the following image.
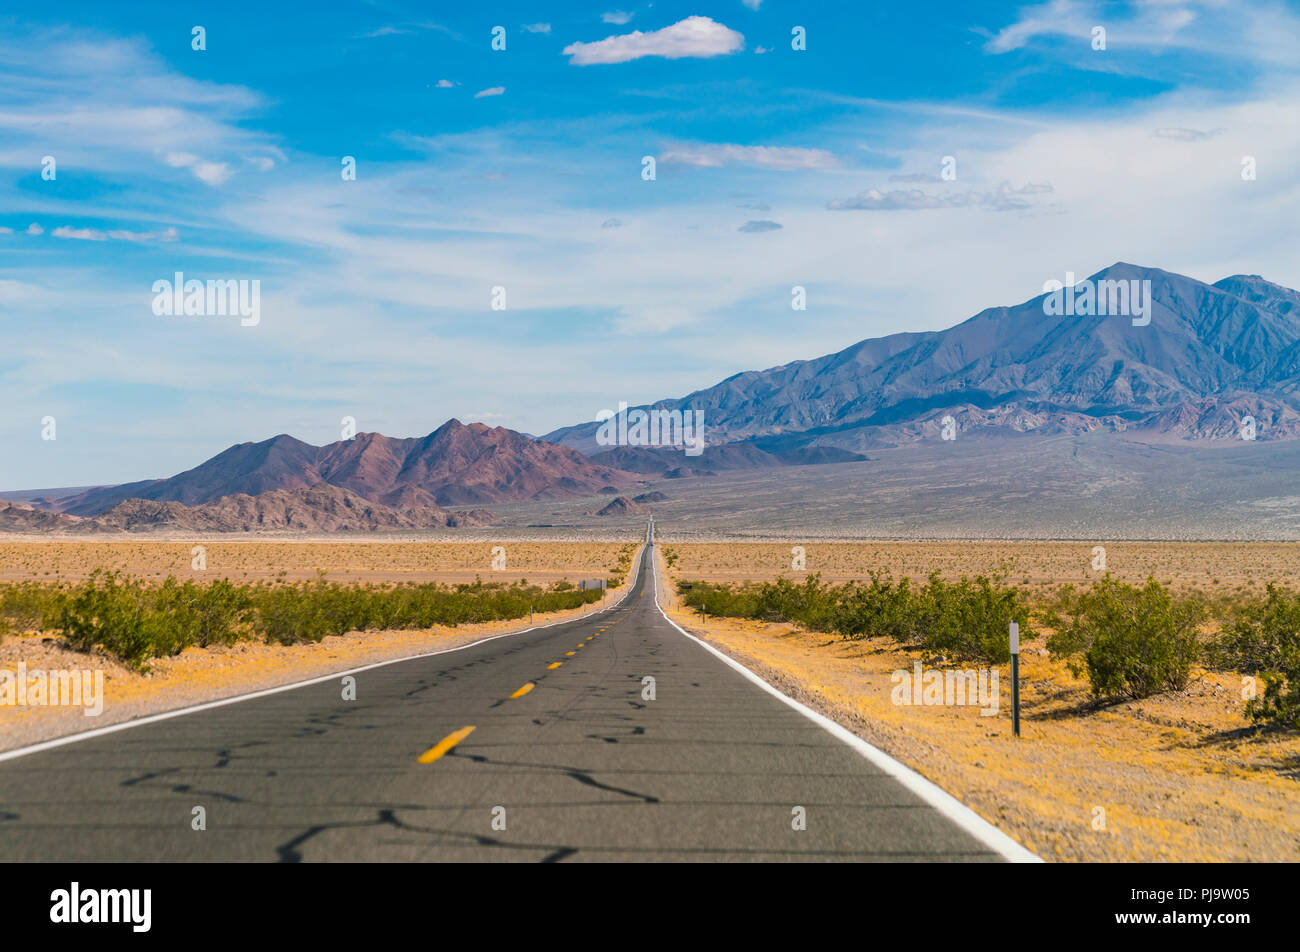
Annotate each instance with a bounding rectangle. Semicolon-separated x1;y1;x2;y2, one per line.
54;419;634;517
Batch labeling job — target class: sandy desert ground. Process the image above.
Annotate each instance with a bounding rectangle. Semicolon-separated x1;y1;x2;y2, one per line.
0;540;634;585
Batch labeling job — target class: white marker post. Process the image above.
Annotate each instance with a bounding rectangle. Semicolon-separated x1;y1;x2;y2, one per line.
1009;621;1021;737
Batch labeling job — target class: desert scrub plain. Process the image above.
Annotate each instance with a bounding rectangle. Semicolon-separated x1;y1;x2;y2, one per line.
660;540;1300;601
0;540;632;585
659;541;1300;862
0;541;640;750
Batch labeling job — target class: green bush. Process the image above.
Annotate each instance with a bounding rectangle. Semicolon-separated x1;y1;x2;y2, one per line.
678;570;1031;664
1211;584;1300;729
1046;576;1202;701
914;573;1030;664
5;570;601;671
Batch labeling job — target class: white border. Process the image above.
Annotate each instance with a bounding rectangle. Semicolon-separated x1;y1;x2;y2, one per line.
648;542;1042;863
0;547;644;765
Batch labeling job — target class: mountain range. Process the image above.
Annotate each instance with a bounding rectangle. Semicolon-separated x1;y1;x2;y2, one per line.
47;419;636;518
10;262;1300;533
0;485;496;534
545;263;1300;454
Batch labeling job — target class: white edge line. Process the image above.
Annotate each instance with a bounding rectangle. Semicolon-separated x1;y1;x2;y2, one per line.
0;544;646;765
648;542;1043;864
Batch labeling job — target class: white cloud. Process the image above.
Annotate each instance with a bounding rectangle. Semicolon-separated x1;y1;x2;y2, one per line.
474;86;506;98
1153;127;1220;141
743;0;763;9
523;23;552;34
25;223;42;235
191;161;233;185
165;151;233;185
601;11;634;25
110;226;180;242
660;143;839;170
985;0;1093;53
436;79;455;87
983;0;1300;67
828;181;1053;211
51;226;107;241
563;16;744;65
50;224;178;241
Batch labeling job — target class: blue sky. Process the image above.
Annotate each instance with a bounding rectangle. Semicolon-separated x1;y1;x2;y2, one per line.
3;0;1300;488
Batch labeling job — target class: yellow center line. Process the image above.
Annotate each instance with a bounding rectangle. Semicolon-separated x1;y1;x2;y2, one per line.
576;643;584;649
509;682;536;699
418;725;475;764
565;651;575;656
547;661;563;669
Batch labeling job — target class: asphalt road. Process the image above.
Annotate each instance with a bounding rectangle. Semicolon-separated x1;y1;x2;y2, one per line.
0;536;1016;862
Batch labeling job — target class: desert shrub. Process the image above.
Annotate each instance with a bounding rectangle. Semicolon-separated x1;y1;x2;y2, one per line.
914;573;1031;664
1210;584;1300;729
51;570;156;670
678;570;1031;664
0;581;65;633
832;573;918;643
22;571;599;669
1046;576;1202;701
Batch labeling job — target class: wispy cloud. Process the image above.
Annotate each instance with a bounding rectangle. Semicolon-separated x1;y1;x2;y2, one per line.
661;143;839;170
51;225;179;241
474;86;506;98
828;181;1053;212
563;16;744;65
601;11;634;25
165;152;234;185
522;23;552;34
1152;126;1220;141
738;219;781;232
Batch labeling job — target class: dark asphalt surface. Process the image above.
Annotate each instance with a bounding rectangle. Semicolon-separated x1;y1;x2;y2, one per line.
0;537;1005;861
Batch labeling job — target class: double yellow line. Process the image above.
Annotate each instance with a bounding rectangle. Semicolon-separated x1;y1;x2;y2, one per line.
420;616;617;764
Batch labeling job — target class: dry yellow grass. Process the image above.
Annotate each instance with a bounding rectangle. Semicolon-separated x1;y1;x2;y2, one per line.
658;548;1300;862
0;541;629;585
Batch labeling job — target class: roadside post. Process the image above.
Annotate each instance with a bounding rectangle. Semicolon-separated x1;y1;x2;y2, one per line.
1010;621;1020;737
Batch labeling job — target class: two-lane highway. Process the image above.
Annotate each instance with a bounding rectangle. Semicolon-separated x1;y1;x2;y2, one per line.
0;537;1031;861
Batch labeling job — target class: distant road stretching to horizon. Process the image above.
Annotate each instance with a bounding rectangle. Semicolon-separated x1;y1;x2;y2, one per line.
0;532;1033;862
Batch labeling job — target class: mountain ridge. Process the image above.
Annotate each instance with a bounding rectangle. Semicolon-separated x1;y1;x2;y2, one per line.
544;263;1300;454
53;419;638;517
